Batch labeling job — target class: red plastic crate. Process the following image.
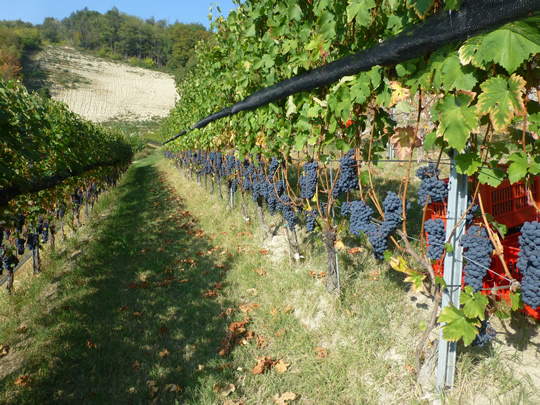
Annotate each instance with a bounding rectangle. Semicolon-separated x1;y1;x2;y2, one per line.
478;177;540;229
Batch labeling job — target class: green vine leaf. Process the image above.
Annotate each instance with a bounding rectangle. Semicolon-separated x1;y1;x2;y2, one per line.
438;304;479;346
460;18;540;74
347;0;376;26
406;0;435;18
460;286;488;321
477;166;506;187
455;153;482;176
507;151;530;184
436;92;477;152
476;74;526;132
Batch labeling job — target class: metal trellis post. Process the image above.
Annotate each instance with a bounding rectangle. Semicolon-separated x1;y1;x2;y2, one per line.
437;150;468;389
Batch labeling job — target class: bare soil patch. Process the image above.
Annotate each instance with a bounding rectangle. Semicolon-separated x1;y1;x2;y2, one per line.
32;46;178;122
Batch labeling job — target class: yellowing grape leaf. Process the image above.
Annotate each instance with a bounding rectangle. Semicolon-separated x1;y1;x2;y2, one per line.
406;0;435;18
389;81;410;107
477;74;526;132
389;126;421;160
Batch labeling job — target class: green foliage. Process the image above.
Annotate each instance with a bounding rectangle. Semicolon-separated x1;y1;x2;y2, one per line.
438;287;489;346
0;79;132;217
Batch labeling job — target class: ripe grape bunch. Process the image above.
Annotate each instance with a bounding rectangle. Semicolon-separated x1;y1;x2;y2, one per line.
471;319;496;347
299;161;318;200
305;209;318;233
416;163;448;206
278;195;297;230
332;150;359;197
460;226;494;292
424;219;446;261
517;221;540;308
268;157;280;179
349;200;376;237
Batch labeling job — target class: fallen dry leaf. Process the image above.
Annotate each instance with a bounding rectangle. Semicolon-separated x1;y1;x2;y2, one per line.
273;392;297;404
133;312;144;317
147;380;159;397
159;349;169;358
132;361;141;370
259;248;269;255
334;240;346;251
0;344;9;358
202;289;219;298
254;268;266;276
369;270;381;281
219;308;234;318
220;383;236;397
87;339;97;348
17;325;28;333
239;303;259;313
179;278;193;283
163;383;181;392
256;335;268;348
246;288;258;296
275;329;286;337
315;346;328;359
404;364;415;374
270;308;279;316
283;305;293;314
274;359;290;374
252;355;275;374
347;247;365;255
119;305;128;311
14;375;33;387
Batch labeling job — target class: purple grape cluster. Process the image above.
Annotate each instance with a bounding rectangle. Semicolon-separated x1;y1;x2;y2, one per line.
299;161;318;200
332;150;359;197
416;163;448;206
269;157;280;179
306;209;318;233
425;218;446;261
279;195;297;230
349;200;375;237
471;319;496;347
460;226;494;292
16;238;25;255
518;221;540;308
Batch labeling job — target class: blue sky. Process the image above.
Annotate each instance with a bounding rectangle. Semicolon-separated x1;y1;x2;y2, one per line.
0;0;240;28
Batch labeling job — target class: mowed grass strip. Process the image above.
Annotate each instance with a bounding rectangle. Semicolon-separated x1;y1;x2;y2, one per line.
0;152;239;403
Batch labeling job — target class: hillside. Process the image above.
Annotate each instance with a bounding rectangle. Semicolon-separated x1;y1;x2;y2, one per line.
28;46;178;123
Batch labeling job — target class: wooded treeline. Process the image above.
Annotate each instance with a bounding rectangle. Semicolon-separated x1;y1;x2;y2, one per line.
0;7;212;80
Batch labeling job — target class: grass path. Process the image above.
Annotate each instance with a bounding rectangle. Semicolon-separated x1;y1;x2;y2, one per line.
0;153;241;403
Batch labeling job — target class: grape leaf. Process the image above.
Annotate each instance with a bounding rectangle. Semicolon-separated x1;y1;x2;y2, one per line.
347;0;376;26
475;19;540;74
389;81;410;107
440;54;477;91
507;152;529;184
477;75;526;132
460;287;488;320
477;166;505;187
444;0;461;11
288;3;302;22
406;0;435;18
436;92;477;152
390;126;421;160
454;153;482;176
458;36;490;70
438;304;479;346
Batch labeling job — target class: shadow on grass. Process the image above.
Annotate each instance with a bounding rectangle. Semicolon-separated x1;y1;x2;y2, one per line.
2;156;241;404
